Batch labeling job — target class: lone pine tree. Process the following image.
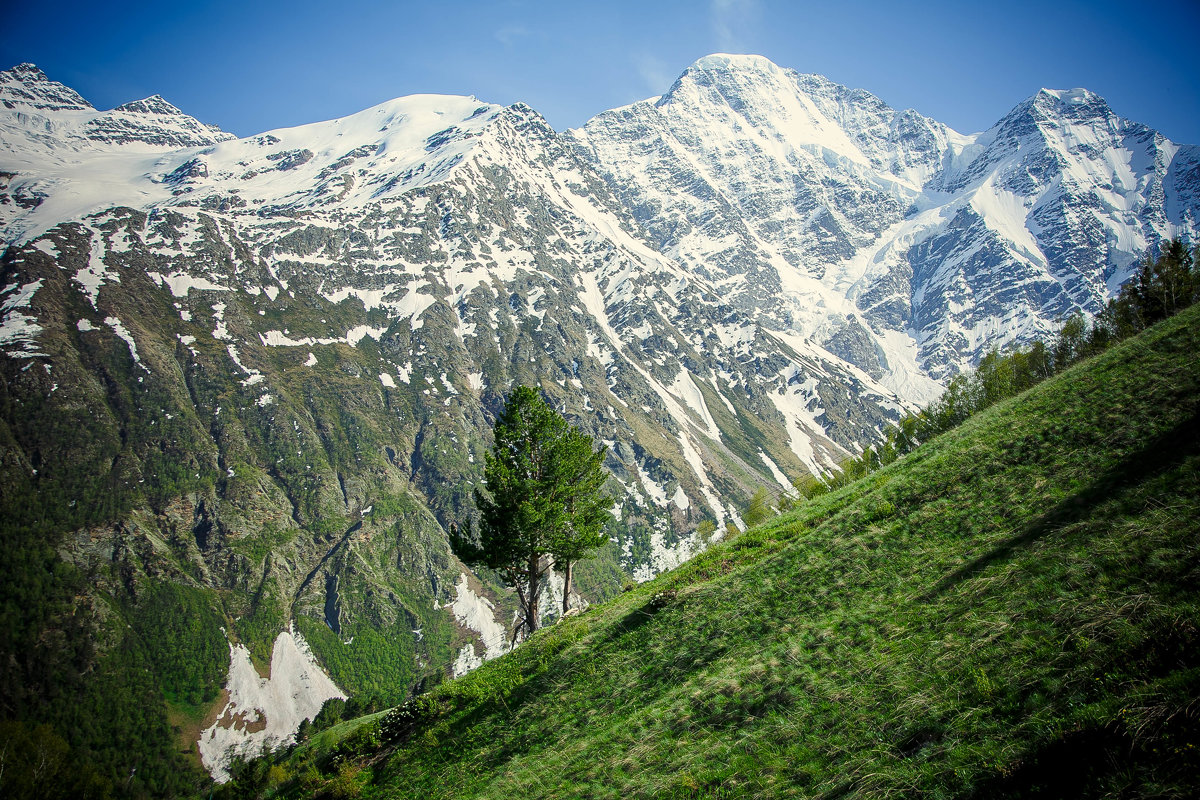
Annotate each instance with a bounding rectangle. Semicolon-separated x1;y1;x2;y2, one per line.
455;386;609;636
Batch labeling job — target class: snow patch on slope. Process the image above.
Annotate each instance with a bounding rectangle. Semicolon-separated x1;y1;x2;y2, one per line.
759;449;793;491
669;367;721;438
148;271;228;297
104;316;144;368
74;227;119;308
630;523;724;582
0;278;45;356
198;625;344;783
444;574;508;676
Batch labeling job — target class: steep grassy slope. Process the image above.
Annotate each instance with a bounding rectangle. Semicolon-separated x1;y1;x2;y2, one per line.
254;302;1200;798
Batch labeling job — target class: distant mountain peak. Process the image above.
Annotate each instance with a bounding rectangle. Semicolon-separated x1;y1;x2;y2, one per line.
0;62;94;112
114;94;188;116
994;85;1115;129
573;53;1196;388
7;62;49;81
1029;86;1109;115
690;53;783;72
1038;87;1099;105
0;65;237;203
664;54;884;125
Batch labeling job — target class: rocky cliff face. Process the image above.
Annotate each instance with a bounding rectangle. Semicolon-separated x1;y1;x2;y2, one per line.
0;56;1196;785
570;54;1198;385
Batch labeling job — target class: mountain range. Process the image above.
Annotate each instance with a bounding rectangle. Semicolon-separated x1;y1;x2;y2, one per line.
0;55;1196;787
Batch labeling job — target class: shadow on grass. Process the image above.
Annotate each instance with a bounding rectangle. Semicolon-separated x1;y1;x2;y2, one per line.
923;411;1200;603
966;708;1200;799
590;597;668;650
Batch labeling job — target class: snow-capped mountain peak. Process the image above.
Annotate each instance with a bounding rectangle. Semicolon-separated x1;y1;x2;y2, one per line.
1032;86;1107;115
0;62;94;112
0;86;508;245
688;52;784;74
571;56;1197;391
114;93;194;116
83;94;236;151
693;52;770;67
145;92;514;217
0;62;235;173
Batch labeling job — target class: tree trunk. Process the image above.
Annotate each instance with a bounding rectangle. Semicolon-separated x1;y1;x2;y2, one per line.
526;554;540;633
561;560;573;615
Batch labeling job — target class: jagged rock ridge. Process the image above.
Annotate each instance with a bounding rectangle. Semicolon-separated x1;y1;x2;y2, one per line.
570;53;1199;384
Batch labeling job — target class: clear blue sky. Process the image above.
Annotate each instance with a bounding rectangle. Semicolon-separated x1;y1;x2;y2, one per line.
4;0;1198;143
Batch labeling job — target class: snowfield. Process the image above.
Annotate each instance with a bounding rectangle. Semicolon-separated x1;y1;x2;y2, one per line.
198;625;344;782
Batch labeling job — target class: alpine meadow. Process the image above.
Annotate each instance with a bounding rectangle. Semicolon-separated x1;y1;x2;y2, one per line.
0;38;1198;800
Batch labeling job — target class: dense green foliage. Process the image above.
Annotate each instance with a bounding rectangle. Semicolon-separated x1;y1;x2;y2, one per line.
129;584;228;708
0;607;214;798
457;386;609;632
740;487;774;527
234;302;1200;798
0;305;223;795
295;611;453;708
0;517;218;798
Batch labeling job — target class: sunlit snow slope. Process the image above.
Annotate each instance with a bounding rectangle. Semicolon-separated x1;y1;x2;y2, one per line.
570;54;1199;385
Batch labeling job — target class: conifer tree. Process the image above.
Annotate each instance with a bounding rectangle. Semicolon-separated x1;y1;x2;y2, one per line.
455;386;609;635
545;423;610;615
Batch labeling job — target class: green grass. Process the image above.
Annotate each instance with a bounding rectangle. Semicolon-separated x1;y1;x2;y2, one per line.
304;710;391;756
250;304;1200;799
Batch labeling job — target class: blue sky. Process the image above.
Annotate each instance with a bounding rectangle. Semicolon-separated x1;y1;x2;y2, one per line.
4;0;1199;142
